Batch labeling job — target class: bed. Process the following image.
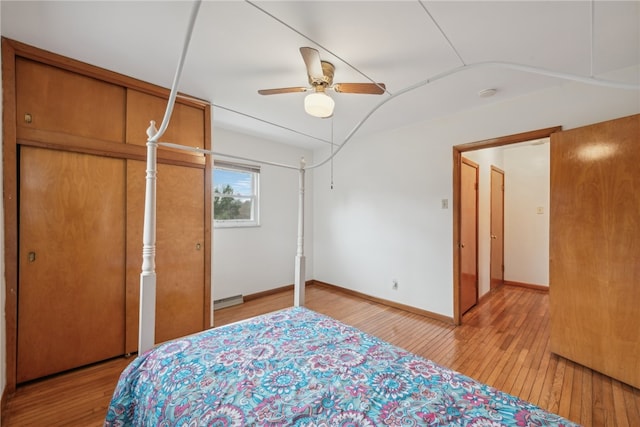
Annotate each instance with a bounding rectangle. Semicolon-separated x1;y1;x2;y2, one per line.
105;306;578;426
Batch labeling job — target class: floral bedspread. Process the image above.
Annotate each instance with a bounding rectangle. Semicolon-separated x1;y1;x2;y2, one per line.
105;307;579;426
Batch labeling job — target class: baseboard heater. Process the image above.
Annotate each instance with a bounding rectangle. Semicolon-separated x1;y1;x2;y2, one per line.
213;294;244;310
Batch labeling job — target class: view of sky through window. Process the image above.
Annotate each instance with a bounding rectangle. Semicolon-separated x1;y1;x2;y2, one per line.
214;169;252;195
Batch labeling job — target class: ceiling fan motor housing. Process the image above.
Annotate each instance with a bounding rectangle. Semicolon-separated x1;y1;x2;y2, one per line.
309;61;335;87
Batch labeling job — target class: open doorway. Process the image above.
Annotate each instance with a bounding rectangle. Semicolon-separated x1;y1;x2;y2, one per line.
452;126;560;325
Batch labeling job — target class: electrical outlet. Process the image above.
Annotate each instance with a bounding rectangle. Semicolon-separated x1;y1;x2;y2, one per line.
441;199;449;209
392;280;398;290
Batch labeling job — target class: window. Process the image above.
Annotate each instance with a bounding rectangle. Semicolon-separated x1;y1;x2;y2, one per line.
213;161;260;227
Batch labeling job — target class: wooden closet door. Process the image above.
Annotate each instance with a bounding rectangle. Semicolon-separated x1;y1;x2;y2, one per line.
550;114;640;389
125;160;206;353
18;147;126;383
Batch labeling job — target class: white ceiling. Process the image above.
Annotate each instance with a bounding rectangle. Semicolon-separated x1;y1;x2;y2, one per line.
2;1;639;150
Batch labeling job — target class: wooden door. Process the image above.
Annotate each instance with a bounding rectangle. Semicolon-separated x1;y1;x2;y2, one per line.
125;160;206;353
490;166;505;289
550;114;640;389
460;158;478;315
18;147;125;383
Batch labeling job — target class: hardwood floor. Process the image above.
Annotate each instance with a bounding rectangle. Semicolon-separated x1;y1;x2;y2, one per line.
2;283;639;426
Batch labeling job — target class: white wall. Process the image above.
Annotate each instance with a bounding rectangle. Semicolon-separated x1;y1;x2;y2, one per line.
503;141;550;286
462;147;504;297
313;72;640;319
212;127;314;304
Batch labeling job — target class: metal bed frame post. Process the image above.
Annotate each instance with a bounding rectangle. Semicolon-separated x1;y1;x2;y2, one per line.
294;158;306;306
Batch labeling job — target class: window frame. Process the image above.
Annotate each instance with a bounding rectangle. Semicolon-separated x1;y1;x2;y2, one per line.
213;160;260;228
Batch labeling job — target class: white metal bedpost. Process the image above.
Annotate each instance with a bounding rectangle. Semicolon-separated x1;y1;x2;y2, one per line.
294;157;306;306
139;121;159;354
136;0;201;355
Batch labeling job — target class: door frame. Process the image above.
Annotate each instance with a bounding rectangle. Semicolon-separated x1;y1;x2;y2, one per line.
452;126;561;325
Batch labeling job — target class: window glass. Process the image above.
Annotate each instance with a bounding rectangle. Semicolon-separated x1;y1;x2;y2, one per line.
214;161;259;227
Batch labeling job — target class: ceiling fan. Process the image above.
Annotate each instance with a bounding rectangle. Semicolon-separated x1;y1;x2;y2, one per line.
258;47;386;118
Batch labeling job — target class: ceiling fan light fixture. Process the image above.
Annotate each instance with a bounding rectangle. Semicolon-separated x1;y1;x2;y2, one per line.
304;92;335;118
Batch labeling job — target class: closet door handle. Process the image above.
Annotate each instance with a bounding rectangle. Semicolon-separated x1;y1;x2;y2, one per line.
28;251;36;262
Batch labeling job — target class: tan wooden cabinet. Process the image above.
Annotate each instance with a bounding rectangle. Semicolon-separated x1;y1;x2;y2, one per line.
126;88;204;149
16;57;126;143
5;38;211;384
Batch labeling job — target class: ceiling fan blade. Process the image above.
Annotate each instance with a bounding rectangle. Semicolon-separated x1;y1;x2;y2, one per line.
300;47;324;82
333;82;386;95
258;87;307;95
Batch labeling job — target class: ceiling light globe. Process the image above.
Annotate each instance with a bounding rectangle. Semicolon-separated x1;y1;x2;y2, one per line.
304;92;335;118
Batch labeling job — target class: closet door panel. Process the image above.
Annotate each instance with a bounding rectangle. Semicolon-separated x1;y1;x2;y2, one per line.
126;89;205;150
18;147;126;383
15;58;126;142
550;114;640;389
126;160;206;353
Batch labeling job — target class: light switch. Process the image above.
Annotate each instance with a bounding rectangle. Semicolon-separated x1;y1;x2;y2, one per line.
536;207;544;214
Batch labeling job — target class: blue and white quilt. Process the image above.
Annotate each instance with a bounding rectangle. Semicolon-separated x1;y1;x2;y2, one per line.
105;306;579;426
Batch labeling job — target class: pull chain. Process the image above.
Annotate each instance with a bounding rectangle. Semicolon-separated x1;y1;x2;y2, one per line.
330;117;334;189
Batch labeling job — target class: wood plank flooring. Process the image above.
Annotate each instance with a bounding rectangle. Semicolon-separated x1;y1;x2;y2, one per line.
2;283;639;426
